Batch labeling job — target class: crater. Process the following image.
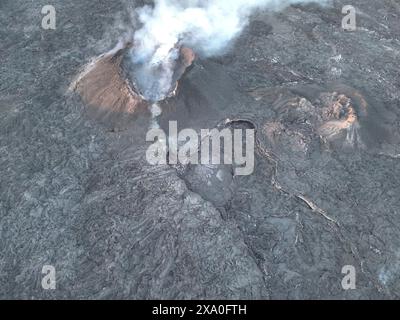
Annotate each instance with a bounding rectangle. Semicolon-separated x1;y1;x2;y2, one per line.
71;41;196;127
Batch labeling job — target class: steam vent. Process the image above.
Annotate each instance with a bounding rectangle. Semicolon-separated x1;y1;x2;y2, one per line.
2;0;400;301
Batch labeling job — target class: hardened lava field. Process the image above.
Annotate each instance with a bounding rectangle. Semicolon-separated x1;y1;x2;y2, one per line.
1;0;400;299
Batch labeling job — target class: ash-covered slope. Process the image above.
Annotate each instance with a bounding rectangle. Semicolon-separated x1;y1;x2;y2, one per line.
1;0;400;299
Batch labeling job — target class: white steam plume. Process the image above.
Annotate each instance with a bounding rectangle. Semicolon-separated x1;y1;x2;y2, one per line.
129;0;325;101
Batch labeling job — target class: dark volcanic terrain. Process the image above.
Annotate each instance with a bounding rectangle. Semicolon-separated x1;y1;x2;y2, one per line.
1;0;400;299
